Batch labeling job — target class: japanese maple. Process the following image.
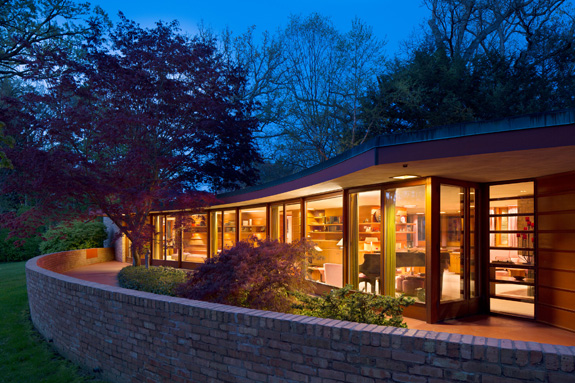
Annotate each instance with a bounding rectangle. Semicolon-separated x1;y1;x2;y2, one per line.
0;15;261;264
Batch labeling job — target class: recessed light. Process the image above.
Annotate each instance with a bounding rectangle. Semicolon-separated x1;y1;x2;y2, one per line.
391;175;420;180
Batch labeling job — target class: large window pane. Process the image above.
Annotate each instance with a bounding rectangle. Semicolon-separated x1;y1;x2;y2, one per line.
223;210;236;249
209;211;221;256
386;185;426;303
440;185;465;302
306;196;343;287
152;215;164;260
182;214;207;263
240;207;267;242
270;204;284;241
349;190;381;293
489;181;535;318
286;203;301;243
470;188;477;298
165;216;179;261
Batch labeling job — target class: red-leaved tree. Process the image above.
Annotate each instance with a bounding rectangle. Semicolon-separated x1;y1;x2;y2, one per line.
0;15;261;264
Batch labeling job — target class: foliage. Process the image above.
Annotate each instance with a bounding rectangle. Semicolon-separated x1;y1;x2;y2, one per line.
0;121;14;169
0;0;109;79
293;285;414;328
176;238;315;312
0;228;41;262
118;266;189;296
0;262;106;382
39;219;107;255
0;15;260;265
216;13;386;173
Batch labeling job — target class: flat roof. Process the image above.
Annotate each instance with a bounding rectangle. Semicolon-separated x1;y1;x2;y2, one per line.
213;109;575;208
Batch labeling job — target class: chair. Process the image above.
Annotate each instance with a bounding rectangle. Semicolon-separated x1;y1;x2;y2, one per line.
324;263;343;287
359;253;380;293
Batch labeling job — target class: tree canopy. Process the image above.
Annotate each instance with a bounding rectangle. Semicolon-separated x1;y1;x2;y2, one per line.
0;15;261;263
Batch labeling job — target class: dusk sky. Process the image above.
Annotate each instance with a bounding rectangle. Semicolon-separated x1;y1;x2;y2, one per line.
88;0;431;55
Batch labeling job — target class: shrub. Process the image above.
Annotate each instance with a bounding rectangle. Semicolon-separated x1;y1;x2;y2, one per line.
293;284;415;328
0;228;42;262
176;238;315;312
39;219;107;254
118;266;189;296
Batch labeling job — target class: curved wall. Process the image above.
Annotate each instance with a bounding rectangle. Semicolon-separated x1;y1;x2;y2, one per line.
27;252;575;383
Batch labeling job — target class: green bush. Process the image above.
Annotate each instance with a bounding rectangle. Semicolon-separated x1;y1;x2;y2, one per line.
293;284;415;328
39;219;107;254
0;228;42;262
118;266;189;296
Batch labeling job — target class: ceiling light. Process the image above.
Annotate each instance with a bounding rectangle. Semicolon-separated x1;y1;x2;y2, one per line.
391;175;420;180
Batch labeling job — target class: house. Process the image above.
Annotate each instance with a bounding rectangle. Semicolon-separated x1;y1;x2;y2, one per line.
117;109;575;331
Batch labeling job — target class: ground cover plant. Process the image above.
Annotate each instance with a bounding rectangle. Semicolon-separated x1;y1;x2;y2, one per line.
0;262;106;383
293;284;415;328
118;265;189;296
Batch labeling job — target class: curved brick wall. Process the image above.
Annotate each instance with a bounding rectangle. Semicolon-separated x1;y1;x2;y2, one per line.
27;253;575;383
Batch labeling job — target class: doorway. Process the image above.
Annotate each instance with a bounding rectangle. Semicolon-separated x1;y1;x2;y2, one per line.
435;181;480;322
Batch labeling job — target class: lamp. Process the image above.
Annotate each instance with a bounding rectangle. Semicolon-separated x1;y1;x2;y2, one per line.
364;237;379;251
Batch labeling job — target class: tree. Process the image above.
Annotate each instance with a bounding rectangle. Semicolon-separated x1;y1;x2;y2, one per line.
0;0;108;79
423;0;571;62
363;0;575;133
0;15;261;265
215;14;386;174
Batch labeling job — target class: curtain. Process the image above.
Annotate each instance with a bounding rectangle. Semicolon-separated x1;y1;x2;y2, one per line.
384;190;396;296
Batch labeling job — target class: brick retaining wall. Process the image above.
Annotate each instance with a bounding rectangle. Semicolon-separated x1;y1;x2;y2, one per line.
35;248;115;273
27;252;575;383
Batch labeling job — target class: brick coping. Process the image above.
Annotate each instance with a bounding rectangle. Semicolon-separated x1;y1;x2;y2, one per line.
26;252;575;383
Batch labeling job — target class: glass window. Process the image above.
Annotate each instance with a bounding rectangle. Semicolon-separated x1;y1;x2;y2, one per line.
440;185;465;303
306;196;343;287
349;190;381;293
152;215;165;260
165;216;179;261
182;214;207;263
385;185;426;303
209;211;221;256
240;207;267;242
270;204;284;241
489;181;535;318
223;210;236;249
470;188;477;298
286;203;301;243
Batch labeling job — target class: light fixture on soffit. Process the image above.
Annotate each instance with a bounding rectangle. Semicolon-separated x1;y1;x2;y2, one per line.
390;175;420;180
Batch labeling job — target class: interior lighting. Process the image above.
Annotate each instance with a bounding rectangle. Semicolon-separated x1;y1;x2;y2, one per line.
391;175;420;180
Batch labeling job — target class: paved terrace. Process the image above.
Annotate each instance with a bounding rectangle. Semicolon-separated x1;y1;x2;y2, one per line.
64;261;575;348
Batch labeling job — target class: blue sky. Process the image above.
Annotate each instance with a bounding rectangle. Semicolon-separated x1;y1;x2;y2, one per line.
88;0;430;55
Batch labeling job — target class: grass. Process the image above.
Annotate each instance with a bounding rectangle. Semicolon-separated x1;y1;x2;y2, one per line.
0;262;107;383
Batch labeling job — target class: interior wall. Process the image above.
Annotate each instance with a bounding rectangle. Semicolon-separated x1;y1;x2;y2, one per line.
536;171;575;332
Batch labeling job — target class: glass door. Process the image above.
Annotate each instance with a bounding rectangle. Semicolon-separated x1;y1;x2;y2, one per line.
436;181;480;321
488;181;535;318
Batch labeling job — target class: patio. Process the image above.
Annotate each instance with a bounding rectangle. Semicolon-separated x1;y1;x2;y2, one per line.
64;261;575;347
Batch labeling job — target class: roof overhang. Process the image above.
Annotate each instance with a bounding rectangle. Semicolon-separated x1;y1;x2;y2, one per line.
212;110;575;209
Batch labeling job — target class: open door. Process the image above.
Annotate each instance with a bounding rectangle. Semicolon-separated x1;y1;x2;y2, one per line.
435;181;480;321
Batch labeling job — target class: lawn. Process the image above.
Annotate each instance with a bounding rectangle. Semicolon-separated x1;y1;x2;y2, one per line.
0;262;107;383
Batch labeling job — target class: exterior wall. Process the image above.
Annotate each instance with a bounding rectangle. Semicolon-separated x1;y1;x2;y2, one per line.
103;217;126;262
537;171;575;331
27;252;575;383
35;248;114;274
